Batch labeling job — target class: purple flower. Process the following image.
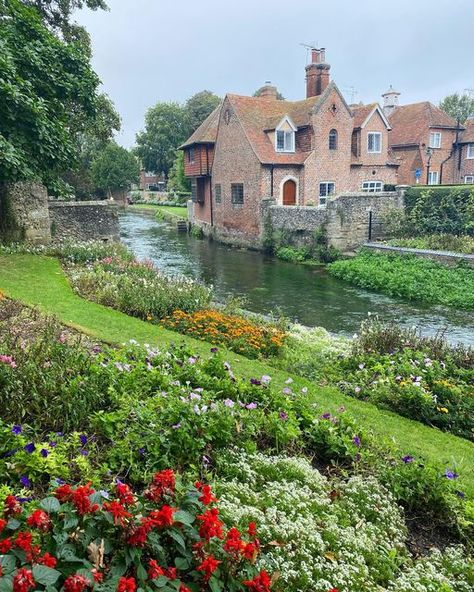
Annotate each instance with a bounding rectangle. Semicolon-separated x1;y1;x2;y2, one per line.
138;448;146;456
401;455;414;464
24;443;36;454
79;449;89;457
261;375;271;385
40;449;49;458
352;435;361;448
172;422;181;429
210;347;218;354
321;412;331;420
279;411;288;421
79;434;88;446
56;478;66;485
246;402;258;410
49;441;57;448
445;469;459;480
202;455;210;467
56;432;64;437
250;378;261;386
17;497;33;503
1;449;18;458
224;399;235;408
188;356;197;365
189;392;201;401
20;475;31;488
455;490;466;499
12;425;22;435
282;387;292;395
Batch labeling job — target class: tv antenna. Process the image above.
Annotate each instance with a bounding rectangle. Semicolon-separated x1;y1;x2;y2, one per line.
300;41;318;62
342;86;359;103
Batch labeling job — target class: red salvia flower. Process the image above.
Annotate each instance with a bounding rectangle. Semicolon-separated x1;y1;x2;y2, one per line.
242;541;259;562
148;560;165;580
117;577;136;592
27;509;51;532
127;518;154;547
0;518;7;532
179;585;191;592
243;570;272;592
4;495;22;517
54;484;73;503
223;527;244;556
148;505;175;528
91;570;104;583
248;522;257;538
196;507;223;540
14;532;32;552
145;469;175;502
64;574;90;592
116;482;135;506
12;568;35;592
71;483;98;515
196;555;221;581
37;553;57;568
0;538;12;553
103;501;132;527
198;485;217;506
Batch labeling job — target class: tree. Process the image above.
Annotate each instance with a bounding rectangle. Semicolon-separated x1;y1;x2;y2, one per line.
135;103;188;177
167;151;191;194
91;142;139;196
185;90;220;135
439;93;474;124
23;0;108;33
0;0;102;190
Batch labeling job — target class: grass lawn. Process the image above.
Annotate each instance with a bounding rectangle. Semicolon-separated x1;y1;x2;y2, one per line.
1;253;474;496
129;204;188;220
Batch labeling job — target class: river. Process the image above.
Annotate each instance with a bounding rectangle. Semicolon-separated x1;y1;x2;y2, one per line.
119;210;474;346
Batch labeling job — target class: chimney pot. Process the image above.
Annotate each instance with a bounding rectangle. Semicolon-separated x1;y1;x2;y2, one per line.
305;48;330;98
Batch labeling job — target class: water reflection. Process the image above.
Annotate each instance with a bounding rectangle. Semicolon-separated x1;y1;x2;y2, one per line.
119;210;474;346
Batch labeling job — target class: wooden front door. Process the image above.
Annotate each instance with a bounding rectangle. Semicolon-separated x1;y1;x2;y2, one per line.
282;179;296;205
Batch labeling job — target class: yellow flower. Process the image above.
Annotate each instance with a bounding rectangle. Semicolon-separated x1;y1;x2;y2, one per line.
437;406;449;414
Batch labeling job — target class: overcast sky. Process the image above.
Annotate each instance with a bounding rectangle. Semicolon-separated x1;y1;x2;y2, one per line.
75;0;474;148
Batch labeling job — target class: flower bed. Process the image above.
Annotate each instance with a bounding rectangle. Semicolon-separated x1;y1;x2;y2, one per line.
161;310;286;358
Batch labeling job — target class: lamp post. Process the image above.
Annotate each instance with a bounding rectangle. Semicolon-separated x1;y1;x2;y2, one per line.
425;147;433;185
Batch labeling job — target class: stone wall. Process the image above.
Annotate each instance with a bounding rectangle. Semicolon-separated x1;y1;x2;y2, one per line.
266;189;406;252
364;243;474;268
0;182;51;244
48;201;120;243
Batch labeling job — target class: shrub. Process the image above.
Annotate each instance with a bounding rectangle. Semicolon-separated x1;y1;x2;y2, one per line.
0;472;273;592
161;310;286;358
328;249;474;309
387;234;474;254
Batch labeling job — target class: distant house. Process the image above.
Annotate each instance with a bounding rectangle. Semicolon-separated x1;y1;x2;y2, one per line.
180;49;398;243
139;170;166;191
457;116;474;184
383;88;463;185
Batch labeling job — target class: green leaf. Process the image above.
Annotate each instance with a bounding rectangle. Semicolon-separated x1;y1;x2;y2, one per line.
64;516;79;530
0;556;16;575
174;557;189;571
208;577;223;592
136;564;147;582
172;510;194;526
151;576;169;588
0;575;13;592
40;497;61;513
6;519;20;531
32;565;61;586
168;530;186;550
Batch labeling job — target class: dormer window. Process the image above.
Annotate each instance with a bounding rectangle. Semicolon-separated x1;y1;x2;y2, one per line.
275;116;296;153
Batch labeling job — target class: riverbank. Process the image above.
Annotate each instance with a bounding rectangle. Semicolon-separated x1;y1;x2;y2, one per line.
1;252;473;500
129;203;188;222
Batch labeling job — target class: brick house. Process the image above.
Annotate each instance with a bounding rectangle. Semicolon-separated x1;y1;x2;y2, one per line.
139;170;166;191
383;88;463;185
180;49;398;243
456;116;474;184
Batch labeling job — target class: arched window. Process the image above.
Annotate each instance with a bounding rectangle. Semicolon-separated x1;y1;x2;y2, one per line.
329;129;338;150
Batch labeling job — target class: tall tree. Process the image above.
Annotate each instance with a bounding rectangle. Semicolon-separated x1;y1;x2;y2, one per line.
0;0;102;190
135;103;188;177
91;142;139;197
185;90;220;135
167;151;191;194
23;0;108;33
439;93;474;124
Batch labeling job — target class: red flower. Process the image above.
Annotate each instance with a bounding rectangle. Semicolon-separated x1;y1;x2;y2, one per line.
145;469;175;502
148;560;165;580
64;574;90;592
91;570;104;583
54;483;73;502
13;568;35;592
196;507;223;540
117;577;136;592
27;509;51;532
248;522;257;538
165;567;177;580
14;532;32;552
127;519;153;547
103;501;132;527
179;585;191;592
148;505;175;528
37;553;57;568
71;483;98;515
116;482;135;505
198;485;217;506
4;495;22;517
243;570;272;592
0;518;7;532
0;538;12;553
196;555;221;581
242;541;259;561
223;527;244;556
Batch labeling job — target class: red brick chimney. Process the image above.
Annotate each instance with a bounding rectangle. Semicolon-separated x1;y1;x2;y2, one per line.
305;48;331;98
256;81;279;99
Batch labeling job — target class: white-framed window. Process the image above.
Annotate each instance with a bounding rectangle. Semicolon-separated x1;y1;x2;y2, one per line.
367;132;382;153
429;132;442;149
467;144;474;159
319;182;335;206
362;181;383;193
465;175;474;184
276;129;295;152
428;171;439;185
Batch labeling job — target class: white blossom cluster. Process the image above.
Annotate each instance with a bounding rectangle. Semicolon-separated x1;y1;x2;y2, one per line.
215;450;473;592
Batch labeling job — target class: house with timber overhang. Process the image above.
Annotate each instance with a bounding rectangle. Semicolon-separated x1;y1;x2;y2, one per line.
180;49;399;244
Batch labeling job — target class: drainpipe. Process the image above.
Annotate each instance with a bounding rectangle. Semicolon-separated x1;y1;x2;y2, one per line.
270;164;274;197
440;119;461;184
207;145;214;228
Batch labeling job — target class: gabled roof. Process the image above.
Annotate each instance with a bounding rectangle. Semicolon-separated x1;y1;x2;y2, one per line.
459;118;474;144
351;103;391;130
388;102;459;146
179;103;222;149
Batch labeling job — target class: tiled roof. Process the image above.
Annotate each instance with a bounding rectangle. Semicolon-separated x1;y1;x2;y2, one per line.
388;102;459;146
227;93;322;164
179;103;222;148
460;118;474;143
351;103;378;128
